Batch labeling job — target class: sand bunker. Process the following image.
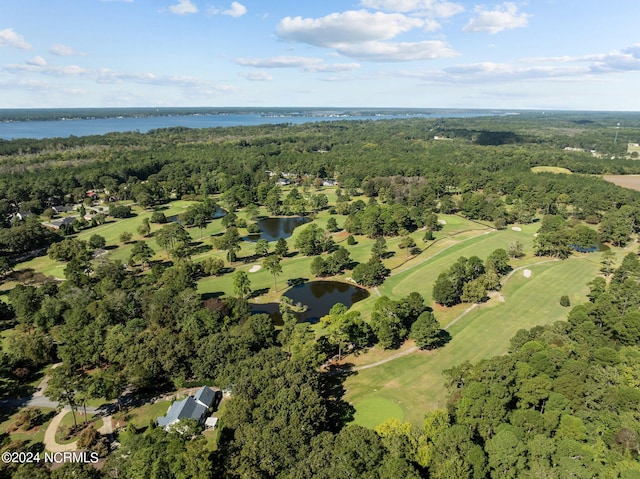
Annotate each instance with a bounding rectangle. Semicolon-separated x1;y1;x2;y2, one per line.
523;269;532;278
248;265;261;273
511;226;522;232
437;219;447;225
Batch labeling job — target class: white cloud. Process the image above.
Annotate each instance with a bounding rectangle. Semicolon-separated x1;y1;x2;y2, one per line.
241;71;272;81
5;62;86;76
360;0;464;18
587;44;640;73
209;2;247;17
235;56;361;73
168;0;198;15
336;40;458;62
221;2;247;17
277;10;424;47
402;44;640;85
463;2;530;34
3;59;234;95
26;56;47;66
310;63;361;73
49;44;85;56
275;10;458;62
0;28;31;50
236;56;322;69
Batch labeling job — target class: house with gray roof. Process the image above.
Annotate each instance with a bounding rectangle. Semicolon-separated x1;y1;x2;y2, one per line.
48;216;77;230
157;386;220;431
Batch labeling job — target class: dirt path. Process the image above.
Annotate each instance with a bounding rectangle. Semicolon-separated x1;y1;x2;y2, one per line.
43;409;113;453
43;410;77;453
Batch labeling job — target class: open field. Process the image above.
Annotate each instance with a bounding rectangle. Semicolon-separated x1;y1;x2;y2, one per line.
603;174;640;191
343;254;601;428
531;166;572;174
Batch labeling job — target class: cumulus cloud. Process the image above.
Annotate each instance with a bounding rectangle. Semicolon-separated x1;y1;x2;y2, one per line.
403;44;640;85
0;28;31;50
277;10;423;47
49;44;85;56
235;56;361;73
223;2;247;17
241;71;272;81
586;44;640;73
275;10;459;62
168;0;198;15
463;2;530;34
26;56;47;66
336;40;458;62
209;1;247;17
360;0;464;17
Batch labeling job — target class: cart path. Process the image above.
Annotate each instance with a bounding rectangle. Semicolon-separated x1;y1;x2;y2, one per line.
43;409;113;453
335;258;563;374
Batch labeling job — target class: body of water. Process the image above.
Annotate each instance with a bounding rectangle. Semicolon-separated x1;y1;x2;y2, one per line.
246;216;310;242
284;280;370;324
251;280;370;325
0;108;508;140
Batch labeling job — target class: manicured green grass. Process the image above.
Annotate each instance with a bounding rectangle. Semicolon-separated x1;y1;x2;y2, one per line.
531;166;572;174
120;399;174;429
380;224;537;302
343;255;600;428
352;396;404;430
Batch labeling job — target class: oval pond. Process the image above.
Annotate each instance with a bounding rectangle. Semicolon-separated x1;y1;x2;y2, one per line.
284;280;370;323
248;216;310;242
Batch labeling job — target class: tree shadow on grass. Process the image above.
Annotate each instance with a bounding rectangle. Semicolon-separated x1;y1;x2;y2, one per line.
286;277;309;287
248;288;269;299
190;243;212;256
201;291;224;301
320;369;357;433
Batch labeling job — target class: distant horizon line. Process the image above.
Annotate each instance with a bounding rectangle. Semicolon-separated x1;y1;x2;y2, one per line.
1;106;639;113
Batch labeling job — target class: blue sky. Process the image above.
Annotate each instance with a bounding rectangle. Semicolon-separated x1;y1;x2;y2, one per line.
1;0;639;110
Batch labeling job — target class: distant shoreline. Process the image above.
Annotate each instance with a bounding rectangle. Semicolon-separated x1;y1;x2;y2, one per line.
0;107;505;123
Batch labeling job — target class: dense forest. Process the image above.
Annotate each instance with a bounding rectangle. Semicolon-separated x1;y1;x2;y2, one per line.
1;113;640;478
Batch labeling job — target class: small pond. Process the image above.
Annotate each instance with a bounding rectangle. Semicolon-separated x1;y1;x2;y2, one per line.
256;280;369;324
247;216;310;242
166;206;227;224
251;281;369;324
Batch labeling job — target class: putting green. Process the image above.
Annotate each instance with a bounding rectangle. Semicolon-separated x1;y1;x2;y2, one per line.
351;396;405;429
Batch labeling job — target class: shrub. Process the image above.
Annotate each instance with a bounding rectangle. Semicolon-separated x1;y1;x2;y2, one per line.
247;223;261;234
150;211;167;223
88;234;106;249
346;235;356;245
560;295;571;307
108;204;132;218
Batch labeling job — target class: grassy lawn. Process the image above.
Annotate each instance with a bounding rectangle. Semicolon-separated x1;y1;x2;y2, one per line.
343;255;601;428
56;411;103;444
377;224;538;328
531;166;572;174
117;399;174;430
0;407;56;447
